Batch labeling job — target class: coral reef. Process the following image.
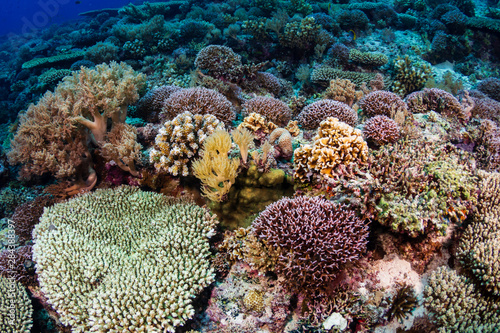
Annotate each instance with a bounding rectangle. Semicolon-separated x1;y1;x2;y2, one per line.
242;96;291;126
363;115;401;145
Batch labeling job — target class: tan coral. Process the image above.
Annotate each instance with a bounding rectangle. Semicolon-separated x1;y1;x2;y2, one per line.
284;120;300;137
238;112;277;135
269;128;293;159
323;78;357;107
294;117;368;182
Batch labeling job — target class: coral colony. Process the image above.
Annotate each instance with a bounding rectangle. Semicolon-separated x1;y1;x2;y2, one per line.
1;0;500;332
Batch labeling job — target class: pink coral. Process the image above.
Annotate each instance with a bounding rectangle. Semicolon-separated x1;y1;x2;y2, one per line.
252;196;369;292
297;99;358;130
242;96;291;126
160;87;235;125
359;90;407;118
363;115;400;145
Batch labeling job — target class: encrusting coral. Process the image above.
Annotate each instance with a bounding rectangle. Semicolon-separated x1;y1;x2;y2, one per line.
33;186;218;332
150;111;224;176
294;117;368;182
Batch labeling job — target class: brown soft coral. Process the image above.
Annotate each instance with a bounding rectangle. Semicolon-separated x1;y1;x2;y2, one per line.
8;62;145;191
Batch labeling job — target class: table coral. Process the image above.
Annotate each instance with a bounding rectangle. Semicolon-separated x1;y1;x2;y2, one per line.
33;186;218;332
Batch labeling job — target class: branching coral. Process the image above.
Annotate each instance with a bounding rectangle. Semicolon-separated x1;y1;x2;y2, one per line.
297;99;358;130
359;90;408;122
242;96;291;126
33;186;218;332
457;170;500;295
425;267;500;332
406;88;468;123
252;196;369;292
0;276;33;333
151;111;224;176
160;87;235;125
294;117;368;182
391;55;431;96
349;49;389;67
363;115;400;145
136;85;181;122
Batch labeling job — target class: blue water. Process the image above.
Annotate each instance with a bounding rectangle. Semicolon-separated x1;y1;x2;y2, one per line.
0;0;136;37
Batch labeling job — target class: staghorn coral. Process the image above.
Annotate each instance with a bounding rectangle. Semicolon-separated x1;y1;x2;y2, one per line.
359;90;408;122
425;267;500;332
278;17;321;52
150;111;224;176
33;186;218;332
242;96;291;127
11;195;55;245
363;115;400;145
252;196;369;292
294;117;368;182
0;245;37;289
297;99;358;130
194;45;242;80
0;276;33;333
160;87;235;125
192;130;240;202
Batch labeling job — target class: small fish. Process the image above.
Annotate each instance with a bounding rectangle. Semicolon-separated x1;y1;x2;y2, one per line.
348;29;357;42
75;1;81;4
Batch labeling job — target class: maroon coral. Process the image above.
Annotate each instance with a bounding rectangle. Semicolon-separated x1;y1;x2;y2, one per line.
252;196;369;291
160;87;235;125
359;90;407;118
11;195;55;245
0;246;37;288
242;96;291;126
136;85;181;122
297;99;358;130
255;72;282;96
363;115;400;145
406;88;466;122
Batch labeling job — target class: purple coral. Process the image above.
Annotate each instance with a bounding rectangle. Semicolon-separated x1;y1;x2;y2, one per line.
252;196;369;291
297;99;358;130
363;115;400;145
242;96;291;126
359;90;407;118
406;88;466;122
136;85;181;122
